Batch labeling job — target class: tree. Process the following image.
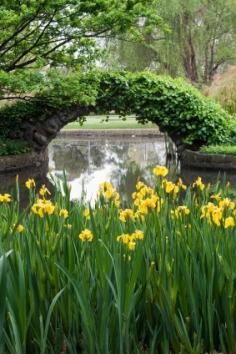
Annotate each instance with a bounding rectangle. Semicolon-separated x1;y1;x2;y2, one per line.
157;0;236;83
0;0;160;99
104;33;158;72
105;0;236;84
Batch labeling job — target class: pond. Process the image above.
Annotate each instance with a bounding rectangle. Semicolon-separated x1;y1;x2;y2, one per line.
48;134;175;204
46;134;236;202
0;133;236;203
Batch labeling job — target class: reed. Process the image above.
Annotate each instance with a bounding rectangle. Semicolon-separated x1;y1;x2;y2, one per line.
0;169;235;353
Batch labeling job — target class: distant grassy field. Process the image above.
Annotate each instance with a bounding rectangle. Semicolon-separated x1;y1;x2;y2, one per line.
63;115;157;130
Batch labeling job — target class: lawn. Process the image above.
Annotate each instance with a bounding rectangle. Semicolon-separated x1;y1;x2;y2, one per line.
63;115;157;130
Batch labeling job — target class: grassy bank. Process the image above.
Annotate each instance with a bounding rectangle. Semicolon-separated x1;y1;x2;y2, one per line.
64;115;157;130
0;170;235;353
200;144;236;156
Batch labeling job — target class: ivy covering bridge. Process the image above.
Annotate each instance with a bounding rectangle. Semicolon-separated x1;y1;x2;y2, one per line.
0;71;235;156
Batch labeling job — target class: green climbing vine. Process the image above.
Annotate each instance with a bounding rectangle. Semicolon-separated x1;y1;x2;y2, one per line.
95;71;236;149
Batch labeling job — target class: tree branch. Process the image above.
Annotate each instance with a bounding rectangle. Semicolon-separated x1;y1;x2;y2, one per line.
6;10;58;72
0;6;43;51
0;22;44;59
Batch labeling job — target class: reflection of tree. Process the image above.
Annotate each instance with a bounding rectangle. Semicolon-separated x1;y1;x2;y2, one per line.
52;144;88;180
49;137;179;205
90;145;105;167
50;141;106;180
109;146;151;205
114;161;148;205
108;142;129;161
107;139;170;204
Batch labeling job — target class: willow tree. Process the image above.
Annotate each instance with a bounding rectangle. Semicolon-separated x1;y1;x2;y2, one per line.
105;0;236;84
157;0;236;83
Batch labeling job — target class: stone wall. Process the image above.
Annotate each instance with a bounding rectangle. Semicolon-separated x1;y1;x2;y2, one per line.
0;149;48;174
181;149;236;170
58;128;162;138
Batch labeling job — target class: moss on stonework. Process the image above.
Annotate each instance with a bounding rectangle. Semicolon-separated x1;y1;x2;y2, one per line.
0;138;31;156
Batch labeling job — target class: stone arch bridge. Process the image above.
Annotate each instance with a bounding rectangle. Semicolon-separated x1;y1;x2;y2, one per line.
8;71;233;157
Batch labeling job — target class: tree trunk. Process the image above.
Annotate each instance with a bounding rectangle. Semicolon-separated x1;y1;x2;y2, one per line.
181;13;198;83
183;38;198;83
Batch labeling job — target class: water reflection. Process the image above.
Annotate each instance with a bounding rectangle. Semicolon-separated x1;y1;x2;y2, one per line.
181;168;234;186
48;136;172;203
1;135;236;204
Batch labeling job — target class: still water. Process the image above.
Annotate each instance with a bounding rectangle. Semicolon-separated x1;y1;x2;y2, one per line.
48;135;173;203
1;134;236;203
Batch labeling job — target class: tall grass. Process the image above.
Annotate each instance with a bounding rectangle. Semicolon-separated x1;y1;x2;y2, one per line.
0;171;235;353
